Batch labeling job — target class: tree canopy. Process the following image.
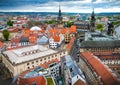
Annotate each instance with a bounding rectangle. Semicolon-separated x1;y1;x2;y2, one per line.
45;20;57;24
2;30;10;41
96;24;104;31
66;21;72;27
7;20;13;26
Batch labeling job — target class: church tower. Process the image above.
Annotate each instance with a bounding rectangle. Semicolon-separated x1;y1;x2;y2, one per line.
57;3;62;25
90;8;96;31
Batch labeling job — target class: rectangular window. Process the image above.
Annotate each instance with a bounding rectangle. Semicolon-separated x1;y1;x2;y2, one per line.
32;82;36;85
32;61;34;64
28;67;30;69
27;63;29;65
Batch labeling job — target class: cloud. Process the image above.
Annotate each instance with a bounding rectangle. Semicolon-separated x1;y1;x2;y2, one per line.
0;0;120;13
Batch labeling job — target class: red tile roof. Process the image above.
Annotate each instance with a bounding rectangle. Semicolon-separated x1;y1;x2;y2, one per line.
66;37;75;50
16;58;59;85
29;36;37;43
93;52;120;59
80;52;120;85
40;58;59;69
0;41;3;48
52;35;60;42
109;65;120;68
70;25;76;33
24;29;30;35
61;28;68;34
74;79;87;85
22;34;29;37
11;37;20;43
18;76;46;85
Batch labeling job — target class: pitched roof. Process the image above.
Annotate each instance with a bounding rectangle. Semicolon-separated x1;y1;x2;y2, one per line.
81;40;120;48
11;37;20;43
93;52;120;59
19;76;46;85
29;35;37;43
0;41;3;48
20;37;29;42
24;28;30;35
66;37;74;50
40;58;59;69
52;35;60;42
74;79;87;85
70;25;76;33
80;52;120;85
37;36;48;44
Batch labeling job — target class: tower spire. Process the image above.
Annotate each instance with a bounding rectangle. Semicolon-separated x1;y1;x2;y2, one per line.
90;8;96;31
59;2;60;10
59;3;61;17
58;2;62;25
92;8;94;15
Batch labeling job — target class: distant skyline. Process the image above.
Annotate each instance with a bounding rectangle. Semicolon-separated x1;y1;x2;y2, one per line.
0;0;120;13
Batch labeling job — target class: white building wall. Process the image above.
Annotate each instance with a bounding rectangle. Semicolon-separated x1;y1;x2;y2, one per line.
48;64;60;78
2;50;68;77
2;56;14;75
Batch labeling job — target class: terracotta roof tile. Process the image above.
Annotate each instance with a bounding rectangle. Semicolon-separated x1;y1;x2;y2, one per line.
61;28;68;34
11;37;20;43
22;34;29;37
29;36;37;43
66;37;75;50
0;41;3;48
18;76;46;85
52;35;60;42
80;52;120;85
93;52;120;59
74;79;87;85
40;58;59;69
16;58;59;85
24;29;30;35
70;25;76;33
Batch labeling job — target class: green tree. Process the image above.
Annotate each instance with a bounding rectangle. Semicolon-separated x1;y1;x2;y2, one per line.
96;24;104;31
7;20;13;26
45;20;57;24
66;21;72;27
2;30;10;41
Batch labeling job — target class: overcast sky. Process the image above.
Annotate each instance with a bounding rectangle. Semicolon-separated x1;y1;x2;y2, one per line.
0;0;120;13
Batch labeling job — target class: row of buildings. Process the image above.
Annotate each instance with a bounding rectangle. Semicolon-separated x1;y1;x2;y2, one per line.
77;31;120;85
14;54;87;85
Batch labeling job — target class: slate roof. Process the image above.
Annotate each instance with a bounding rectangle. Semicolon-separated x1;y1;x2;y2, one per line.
37;36;48;44
81;40;120;48
20;37;29;42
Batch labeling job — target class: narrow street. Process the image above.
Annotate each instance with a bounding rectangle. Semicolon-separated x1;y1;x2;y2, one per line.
0;63;12;85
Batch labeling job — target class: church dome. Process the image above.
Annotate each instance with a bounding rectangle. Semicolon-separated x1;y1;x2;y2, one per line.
30;26;42;31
